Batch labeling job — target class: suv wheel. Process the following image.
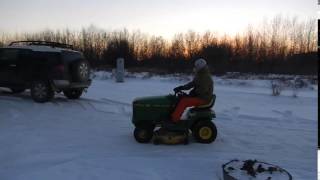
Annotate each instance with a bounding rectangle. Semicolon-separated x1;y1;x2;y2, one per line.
63;88;83;99
10;88;25;94
30;81;54;103
72;60;90;82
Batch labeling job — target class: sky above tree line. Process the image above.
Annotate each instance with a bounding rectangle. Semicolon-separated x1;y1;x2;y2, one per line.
0;0;317;39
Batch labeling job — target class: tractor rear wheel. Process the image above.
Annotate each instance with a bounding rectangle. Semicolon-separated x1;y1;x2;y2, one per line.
192;121;217;144
134;126;154;143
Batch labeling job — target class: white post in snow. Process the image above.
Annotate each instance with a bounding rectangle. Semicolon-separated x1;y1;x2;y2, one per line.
115;58;125;82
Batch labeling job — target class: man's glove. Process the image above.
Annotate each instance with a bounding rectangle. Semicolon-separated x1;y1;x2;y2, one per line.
189;89;196;97
173;86;183;93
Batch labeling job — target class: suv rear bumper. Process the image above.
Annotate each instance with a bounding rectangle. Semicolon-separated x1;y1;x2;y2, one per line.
53;79;92;89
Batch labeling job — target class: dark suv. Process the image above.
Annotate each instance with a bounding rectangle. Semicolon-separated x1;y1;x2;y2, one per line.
0;41;91;103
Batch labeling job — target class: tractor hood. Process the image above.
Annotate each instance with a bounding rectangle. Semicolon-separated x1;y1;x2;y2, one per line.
132;95;178;124
133;95;176;108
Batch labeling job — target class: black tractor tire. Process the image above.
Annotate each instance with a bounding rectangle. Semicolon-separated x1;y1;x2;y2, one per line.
134;127;154;143
30;81;54;103
10;88;25;94
192;121;217;144
63;89;83;99
71;60;90;82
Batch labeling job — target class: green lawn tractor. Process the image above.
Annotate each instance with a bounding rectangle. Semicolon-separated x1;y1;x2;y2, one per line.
132;91;217;145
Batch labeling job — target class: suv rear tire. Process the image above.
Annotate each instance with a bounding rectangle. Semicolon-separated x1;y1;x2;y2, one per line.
63;88;83;99
30;81;54;103
72;60;90;82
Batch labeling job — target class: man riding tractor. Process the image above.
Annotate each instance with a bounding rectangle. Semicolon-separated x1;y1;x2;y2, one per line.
132;58;217;145
172;58;214;123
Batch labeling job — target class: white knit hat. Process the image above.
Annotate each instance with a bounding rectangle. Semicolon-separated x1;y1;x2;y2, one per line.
194;58;207;72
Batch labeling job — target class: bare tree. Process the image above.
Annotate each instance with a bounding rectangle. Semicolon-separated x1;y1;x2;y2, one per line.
0;16;317;74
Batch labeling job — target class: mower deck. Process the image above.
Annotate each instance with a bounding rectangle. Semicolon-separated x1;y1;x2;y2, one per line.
153;128;189;145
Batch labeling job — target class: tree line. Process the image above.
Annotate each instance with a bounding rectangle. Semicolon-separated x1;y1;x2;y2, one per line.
0;16;317;75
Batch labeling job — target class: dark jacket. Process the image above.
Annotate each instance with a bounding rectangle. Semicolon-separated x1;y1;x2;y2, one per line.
180;67;214;101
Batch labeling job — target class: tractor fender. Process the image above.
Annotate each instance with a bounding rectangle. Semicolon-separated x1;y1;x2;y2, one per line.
190;118;213;131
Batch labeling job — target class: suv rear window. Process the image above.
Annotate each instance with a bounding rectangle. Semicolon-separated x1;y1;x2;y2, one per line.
31;51;61;63
0;49;19;61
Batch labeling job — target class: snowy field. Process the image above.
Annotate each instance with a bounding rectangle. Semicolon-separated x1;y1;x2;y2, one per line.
0;73;317;180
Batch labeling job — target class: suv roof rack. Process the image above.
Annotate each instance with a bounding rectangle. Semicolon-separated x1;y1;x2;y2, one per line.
9;41;74;49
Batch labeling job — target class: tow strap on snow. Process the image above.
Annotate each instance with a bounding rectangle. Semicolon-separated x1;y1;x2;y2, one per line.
222;159;293;180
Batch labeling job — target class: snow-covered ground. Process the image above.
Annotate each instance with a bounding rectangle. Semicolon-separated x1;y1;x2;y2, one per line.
0;74;317;180
318;151;320;179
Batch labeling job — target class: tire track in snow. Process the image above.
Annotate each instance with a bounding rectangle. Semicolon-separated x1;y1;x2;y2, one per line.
218;106;315;126
100;97;131;106
85;101;121;115
50;97;121;115
0;98;26;120
71;100;87;110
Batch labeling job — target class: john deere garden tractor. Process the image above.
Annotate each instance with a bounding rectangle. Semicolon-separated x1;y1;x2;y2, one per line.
132;90;217;145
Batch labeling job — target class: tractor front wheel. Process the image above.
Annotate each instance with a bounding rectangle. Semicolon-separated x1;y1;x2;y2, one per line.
134;127;154;143
192;121;217;144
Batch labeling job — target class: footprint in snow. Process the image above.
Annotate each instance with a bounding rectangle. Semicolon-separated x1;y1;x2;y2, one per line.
272;110;295;122
219;107;240;121
230;106;240;120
